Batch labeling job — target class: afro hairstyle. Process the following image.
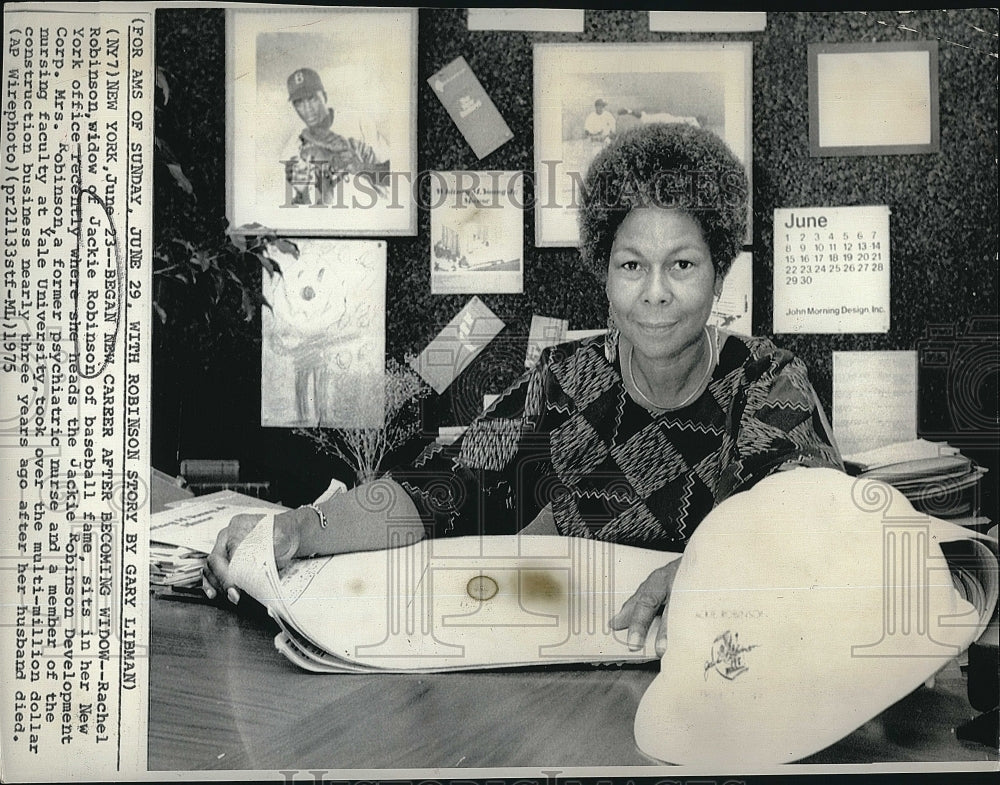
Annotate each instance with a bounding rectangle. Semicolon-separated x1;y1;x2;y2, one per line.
577;122;748;282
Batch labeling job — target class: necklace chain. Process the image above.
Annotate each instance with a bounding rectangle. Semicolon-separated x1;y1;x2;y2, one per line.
625;326;715;411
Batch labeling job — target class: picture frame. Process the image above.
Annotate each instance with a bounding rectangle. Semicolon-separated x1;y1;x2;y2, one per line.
226;7;417;236
261;239;386;429
533;41;753;248
808;41;940;157
429;171;524;295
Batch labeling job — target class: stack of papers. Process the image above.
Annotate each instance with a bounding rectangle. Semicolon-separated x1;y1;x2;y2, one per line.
149;492;286;590
229;517;678;672
225;501;997;674
149;544;208;588
845;440;989;524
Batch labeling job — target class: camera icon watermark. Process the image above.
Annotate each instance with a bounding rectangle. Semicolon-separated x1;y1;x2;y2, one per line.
917;317;999;444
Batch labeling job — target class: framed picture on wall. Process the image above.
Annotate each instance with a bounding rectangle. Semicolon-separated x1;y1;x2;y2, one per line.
808;41;940;157
227;8;417;236
533;41;753;248
261;240;386;428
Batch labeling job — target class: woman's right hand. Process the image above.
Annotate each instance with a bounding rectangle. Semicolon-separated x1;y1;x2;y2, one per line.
609;559;681;657
201;512;301;605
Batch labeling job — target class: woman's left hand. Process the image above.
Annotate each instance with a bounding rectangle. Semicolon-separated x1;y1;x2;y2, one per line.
610;559;681;657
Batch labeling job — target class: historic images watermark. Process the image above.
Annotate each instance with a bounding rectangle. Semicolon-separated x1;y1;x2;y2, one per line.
273;165;746;214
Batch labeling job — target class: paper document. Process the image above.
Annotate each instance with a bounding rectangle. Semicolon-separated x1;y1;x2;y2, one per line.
833;350;917;456
229;517;679;672
150;500;281;553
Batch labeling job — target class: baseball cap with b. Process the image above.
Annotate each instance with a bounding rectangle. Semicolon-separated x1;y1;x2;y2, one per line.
287;68;324;102
633;467;998;767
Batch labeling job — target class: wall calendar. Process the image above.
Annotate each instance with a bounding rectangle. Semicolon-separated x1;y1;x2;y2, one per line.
773;205;891;334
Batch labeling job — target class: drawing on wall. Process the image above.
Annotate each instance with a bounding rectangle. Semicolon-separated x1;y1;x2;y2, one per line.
534;42;752;247
261;240;386;428
227;7;417;236
430;171;524;295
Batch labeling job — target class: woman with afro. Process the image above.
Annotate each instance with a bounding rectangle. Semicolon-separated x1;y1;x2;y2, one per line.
206;123;843;654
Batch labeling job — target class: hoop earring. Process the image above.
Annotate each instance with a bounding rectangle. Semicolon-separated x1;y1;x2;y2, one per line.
605;308;620;363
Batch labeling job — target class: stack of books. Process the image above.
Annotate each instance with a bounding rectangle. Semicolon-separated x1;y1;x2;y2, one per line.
844;439;990;528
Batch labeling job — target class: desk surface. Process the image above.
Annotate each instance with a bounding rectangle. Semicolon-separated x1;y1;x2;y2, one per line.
147;594;998;771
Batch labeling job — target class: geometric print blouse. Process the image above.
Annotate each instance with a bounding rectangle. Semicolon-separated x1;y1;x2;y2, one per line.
394;333;844;552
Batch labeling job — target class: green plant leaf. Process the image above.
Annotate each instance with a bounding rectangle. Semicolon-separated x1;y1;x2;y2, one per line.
273;238;299;258
192;250;211;272
229;232;248;252
256;252;276;276
166;162;194;196
155;67;170;104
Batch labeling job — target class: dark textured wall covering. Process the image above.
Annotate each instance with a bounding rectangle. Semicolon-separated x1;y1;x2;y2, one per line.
154;9;998;506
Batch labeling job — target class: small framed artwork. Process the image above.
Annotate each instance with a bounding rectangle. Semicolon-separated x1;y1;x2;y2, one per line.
261;240;386;428
808;41;939;157
227;7;417;236
430;171;524;295
533;42;752;248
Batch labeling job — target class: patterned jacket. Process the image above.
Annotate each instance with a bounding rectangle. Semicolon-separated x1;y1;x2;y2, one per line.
394;333;843;552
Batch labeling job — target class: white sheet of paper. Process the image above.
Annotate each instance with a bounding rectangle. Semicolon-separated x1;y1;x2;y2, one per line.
833;350;917;456
842;438;959;469
467;8;585;32
149;501;277;553
774;206;890;334
409;296;506;394
234;524;679;671
565;328;608;342
525;314;568;369
710;251;753;337
648;11;766;32
817;50;933;148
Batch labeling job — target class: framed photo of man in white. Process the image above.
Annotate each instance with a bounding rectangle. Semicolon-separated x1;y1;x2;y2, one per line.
226;7;417;236
533;42;752;247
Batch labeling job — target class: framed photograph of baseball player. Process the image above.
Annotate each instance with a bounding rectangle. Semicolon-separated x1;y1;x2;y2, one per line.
533;42;752;247
227;7;417;236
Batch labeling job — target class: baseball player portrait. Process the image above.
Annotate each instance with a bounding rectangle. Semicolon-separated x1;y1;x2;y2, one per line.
583;97;617;144
284;67;392;206
235;9;415;234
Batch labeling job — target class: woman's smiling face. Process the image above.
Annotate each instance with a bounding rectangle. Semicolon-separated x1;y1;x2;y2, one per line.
606;207;719;364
